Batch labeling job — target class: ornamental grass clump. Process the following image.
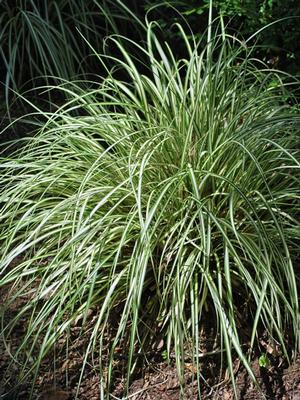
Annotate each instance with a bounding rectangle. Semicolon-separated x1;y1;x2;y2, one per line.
0;16;299;399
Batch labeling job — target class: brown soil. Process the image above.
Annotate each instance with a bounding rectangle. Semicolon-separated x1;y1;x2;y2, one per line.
1;266;300;400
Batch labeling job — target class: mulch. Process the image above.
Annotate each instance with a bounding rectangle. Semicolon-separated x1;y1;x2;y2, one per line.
1;267;300;400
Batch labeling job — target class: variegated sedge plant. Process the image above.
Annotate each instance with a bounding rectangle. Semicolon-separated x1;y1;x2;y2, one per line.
0;4;299;399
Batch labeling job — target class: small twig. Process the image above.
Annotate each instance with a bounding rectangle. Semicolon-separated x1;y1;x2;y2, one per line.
109;378;169;400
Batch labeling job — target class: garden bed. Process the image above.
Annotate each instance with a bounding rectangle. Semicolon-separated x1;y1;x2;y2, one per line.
1;263;300;399
1;12;299;399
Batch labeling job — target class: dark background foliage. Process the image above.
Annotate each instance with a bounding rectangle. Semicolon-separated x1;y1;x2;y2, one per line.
140;0;300;74
0;0;299;92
